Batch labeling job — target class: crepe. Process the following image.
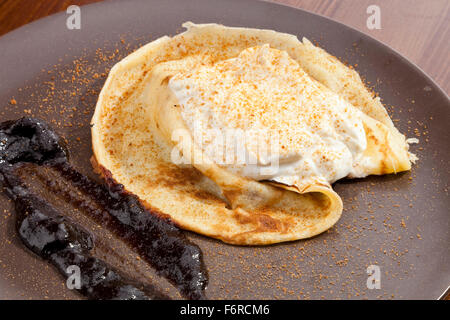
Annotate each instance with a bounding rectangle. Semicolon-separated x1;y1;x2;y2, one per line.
91;23;414;245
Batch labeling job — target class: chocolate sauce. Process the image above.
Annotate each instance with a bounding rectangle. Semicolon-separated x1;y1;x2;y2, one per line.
0;118;208;300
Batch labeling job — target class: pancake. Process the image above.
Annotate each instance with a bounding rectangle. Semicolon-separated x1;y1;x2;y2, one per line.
91;23;415;245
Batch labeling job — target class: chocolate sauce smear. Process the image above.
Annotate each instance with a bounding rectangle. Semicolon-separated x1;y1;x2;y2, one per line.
0;118;208;300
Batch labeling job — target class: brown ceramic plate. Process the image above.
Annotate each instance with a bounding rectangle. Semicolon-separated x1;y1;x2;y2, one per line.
0;0;449;300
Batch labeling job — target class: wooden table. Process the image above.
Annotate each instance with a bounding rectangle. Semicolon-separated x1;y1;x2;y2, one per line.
0;0;449;300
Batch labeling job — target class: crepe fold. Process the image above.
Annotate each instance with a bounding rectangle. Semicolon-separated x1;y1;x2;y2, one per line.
91;23;413;245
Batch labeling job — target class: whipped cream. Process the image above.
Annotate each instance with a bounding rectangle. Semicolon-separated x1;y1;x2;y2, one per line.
169;45;368;189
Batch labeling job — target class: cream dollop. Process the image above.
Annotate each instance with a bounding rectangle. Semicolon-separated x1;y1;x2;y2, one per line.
169;45;368;189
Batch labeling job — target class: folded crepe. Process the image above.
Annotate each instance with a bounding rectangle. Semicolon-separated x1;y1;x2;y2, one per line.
91;23;415;245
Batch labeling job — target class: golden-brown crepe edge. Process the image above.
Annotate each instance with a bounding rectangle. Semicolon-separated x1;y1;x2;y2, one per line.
91;22;413;245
